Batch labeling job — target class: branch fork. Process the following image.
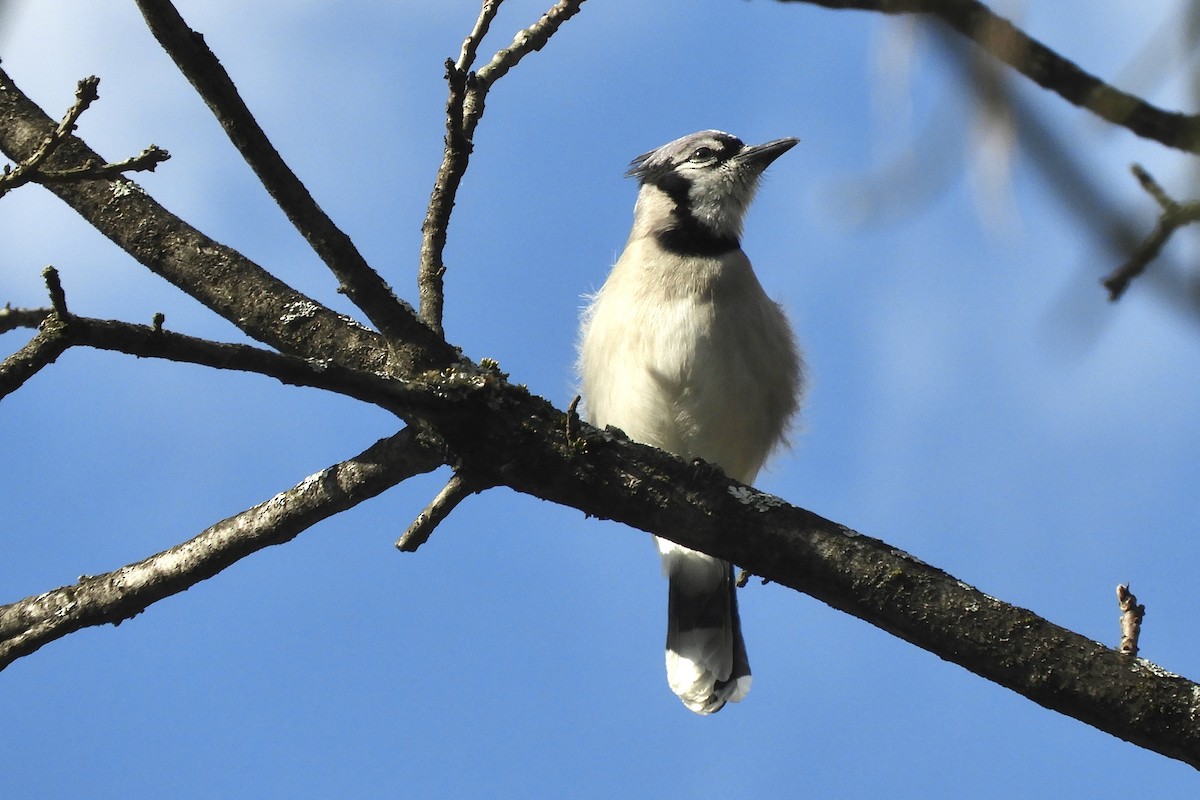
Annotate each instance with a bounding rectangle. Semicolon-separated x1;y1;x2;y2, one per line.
0;75;168;199
1102;165;1200;301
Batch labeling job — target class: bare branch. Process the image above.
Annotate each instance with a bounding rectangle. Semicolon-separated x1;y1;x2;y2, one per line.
1103;165;1200;300
349;372;1200;769
780;0;1200;154
1118;583;1147;657
418;0;587;336
0;65;442;374
0;428;443;669
3;0;1197;772
30;144;170;183
0;311;472;419
396;472;480;551
0;305;51;334
458;0;504;73
470;0;586;109
0;318;69;399
0;76;168;199
0;75;96;197
0;267;73;398
41;266;69;316
132;0;446;366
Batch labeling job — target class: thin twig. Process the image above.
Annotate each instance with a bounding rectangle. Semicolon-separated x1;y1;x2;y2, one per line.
1117;583;1146;657
1102;164;1200;300
458;0;504;73
396;472;479;551
418;0;587;336
0;75;169;199
0;429;443;669
469;0;587;120
1131;163;1175;210
0;312;452;414
2;75;87;196
0;76;168;199
31;145;170;183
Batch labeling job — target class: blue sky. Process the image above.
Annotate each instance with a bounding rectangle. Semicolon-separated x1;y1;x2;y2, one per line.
3;0;1200;796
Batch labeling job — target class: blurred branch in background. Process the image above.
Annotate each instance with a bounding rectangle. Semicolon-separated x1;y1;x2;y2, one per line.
785;0;1200;152
1104;164;1200;301
822;3;1200;325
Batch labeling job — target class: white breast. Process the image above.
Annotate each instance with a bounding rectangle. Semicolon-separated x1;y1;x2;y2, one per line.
578;237;802;484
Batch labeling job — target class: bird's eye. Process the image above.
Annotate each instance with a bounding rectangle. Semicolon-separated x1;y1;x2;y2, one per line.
689;146;717;163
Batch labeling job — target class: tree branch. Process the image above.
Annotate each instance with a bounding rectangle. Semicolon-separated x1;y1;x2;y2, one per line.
395;471;481;551
0;316;70;399
0;267;72;398
0;76;168;199
418;0;587;336
339;372;1200;769
0;65;445;375
0;305;51;334
781;0;1200;154
2;75;91;193
1102;164;1200;300
0;307;481;419
29;144;170;184
132;0;440;363
7;299;1198;764
0;428;443;669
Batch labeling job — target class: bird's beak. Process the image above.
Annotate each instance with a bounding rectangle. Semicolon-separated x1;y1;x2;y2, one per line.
735;137;799;172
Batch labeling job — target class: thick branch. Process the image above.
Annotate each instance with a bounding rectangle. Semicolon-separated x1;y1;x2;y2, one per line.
132;0;441;362
10;288;1190;766
0;428;443;669
364;377;1200;770
782;0;1200;154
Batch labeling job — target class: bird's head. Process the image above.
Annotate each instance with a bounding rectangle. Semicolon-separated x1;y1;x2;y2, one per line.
627;130;797;254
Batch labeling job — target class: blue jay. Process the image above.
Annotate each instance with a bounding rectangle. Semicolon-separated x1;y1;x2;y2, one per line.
578;130;803;714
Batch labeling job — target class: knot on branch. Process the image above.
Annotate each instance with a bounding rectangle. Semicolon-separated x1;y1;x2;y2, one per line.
1117;583;1146;657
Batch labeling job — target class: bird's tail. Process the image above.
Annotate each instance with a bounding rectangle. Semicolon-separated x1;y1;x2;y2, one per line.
660;540;751;714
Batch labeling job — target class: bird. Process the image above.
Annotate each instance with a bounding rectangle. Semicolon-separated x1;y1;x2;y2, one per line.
578;130;804;714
